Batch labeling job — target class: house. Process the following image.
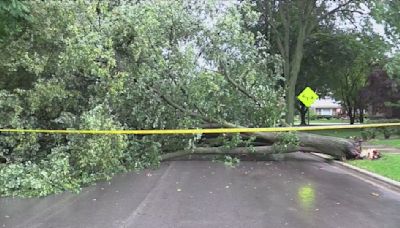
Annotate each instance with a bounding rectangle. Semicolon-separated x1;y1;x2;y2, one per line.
310;97;342;117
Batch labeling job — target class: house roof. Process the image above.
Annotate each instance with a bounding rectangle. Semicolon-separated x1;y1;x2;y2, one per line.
310;98;341;109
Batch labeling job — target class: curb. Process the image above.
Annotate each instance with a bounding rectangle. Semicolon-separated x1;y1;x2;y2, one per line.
311;153;400;191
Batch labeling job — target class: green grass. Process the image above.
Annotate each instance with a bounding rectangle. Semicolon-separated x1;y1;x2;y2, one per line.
310;119;350;124
294;119;349;125
368;139;400;148
302;128;362;138
348;154;400;182
304;128;399;141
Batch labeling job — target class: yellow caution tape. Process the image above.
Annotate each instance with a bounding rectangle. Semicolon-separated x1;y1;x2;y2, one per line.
0;123;399;135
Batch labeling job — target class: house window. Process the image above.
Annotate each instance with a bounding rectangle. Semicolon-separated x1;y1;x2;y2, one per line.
320;108;332;116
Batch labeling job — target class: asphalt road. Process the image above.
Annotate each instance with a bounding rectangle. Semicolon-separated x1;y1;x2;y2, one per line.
1;153;400;228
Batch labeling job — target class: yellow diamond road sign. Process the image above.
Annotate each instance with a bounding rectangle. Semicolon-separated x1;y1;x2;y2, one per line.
297;87;319;107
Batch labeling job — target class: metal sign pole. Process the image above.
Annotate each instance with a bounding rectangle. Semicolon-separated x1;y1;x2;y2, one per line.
308;107;310;125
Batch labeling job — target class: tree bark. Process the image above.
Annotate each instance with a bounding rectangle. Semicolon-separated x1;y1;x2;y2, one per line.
296;102;308;126
160;145;317;161
359;108;364;123
285;23;306;125
161;131;359;161
348;107;355;125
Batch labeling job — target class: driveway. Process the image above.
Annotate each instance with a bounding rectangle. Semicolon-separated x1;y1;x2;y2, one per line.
1;153;400;228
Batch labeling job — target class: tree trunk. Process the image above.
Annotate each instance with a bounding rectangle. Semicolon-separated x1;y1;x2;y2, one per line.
251;132;359;160
220;120;359;160
359;108;364;123
297;102;308;126
285;88;295;125
160;145;317;161
161;132;359;161
348;107;355;125
285;25;306;125
160;119;360;161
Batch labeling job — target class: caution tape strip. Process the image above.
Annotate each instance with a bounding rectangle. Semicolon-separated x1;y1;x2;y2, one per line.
0;123;399;135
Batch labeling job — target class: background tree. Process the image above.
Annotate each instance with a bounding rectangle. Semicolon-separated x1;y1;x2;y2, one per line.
361;68;400;118
370;0;400;115
248;0;365;124
326;32;387;124
295;29;341;125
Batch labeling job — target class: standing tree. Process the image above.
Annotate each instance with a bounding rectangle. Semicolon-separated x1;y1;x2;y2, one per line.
324;32;387;124
370;0;400;115
361;68;400;118
248;0;365;124
295;29;341;125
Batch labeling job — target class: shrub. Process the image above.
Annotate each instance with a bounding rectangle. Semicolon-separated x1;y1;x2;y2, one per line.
367;119;400;139
361;128;377;140
309;109;318;120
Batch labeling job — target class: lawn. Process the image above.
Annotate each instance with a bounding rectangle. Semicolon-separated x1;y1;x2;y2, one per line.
294;118;350;125
368;139;400;148
304;128;399;141
302;128;362;138
348;154;400;182
310;119;351;124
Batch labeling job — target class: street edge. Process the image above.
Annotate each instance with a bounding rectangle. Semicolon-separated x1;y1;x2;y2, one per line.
311;152;400;191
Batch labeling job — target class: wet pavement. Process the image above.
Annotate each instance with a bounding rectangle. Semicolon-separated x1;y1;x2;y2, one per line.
1;152;400;228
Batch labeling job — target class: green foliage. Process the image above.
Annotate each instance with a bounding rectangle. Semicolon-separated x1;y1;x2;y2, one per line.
66;105;128;183
308;109;318;121
367;119;400;139
272;132;299;153
0;0;30;40
123;137;161;170
361;128;377;140
223;155;240;168
0;152;79;197
214;155;240;168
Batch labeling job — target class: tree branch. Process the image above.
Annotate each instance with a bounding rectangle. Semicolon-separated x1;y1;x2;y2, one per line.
264;0;286;58
320;0;355;21
219;61;261;107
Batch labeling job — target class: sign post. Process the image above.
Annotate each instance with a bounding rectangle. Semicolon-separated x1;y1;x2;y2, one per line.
297;87;319;125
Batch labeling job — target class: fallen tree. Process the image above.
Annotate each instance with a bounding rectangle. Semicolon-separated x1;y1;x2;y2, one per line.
155;88;360;161
160;130;360;161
